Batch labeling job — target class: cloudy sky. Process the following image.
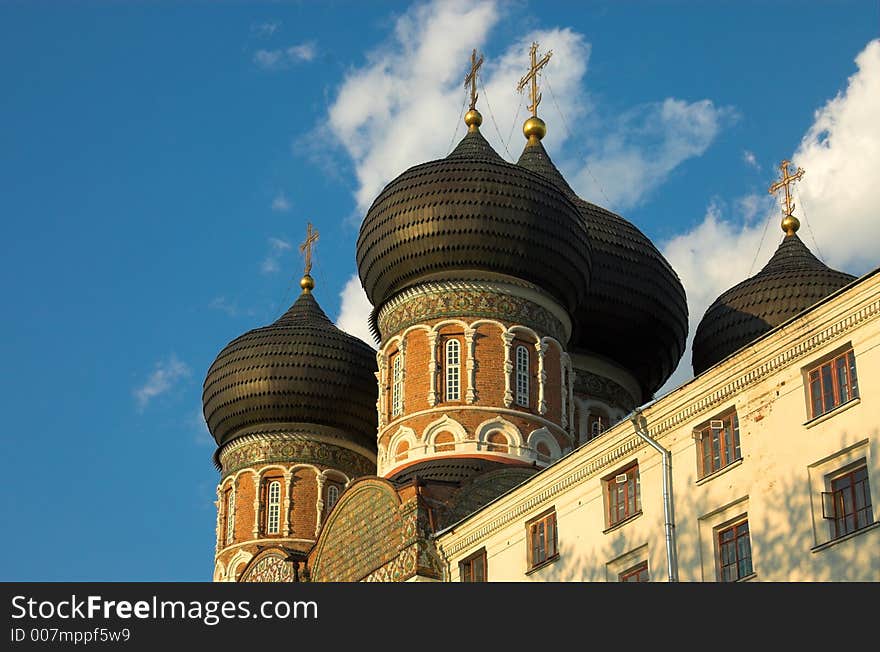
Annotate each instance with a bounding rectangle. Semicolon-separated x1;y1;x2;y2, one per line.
1;1;877;580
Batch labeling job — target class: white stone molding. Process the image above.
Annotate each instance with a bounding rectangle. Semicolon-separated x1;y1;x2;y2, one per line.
535;340;548;415
474;415;524;451
422;414;468;450
225;549;254;583
314;473;327;538
250;469;260;538
464;326;477;404
502;332;515;408
382;425;419;475
282;470;292;536
213;559;226;583
527;427;563;462
427;331;439;406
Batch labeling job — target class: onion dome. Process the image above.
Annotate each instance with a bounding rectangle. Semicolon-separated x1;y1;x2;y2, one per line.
517;137;688;398
202;275;378;451
692;233;855;375
356;111;592;317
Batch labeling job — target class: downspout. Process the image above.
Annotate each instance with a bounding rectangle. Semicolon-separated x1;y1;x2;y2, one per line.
630;408;678;582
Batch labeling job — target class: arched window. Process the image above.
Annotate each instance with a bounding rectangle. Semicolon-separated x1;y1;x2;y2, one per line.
515;345;529;407
435;431;455;452
588;411;608;441
487;430;509;453
265;479;281;535
223;485;235;546
395;440;410;461
391;354;402;417
326;484;340;511
445;339;461;401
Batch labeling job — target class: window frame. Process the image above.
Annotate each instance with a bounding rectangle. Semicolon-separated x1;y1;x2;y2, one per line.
694;410;742;479
805;346;859;420
326;484;340;512
515;344;529;408
619;560;650;582
223;485;235;546
459;548;488;582
604;462;641;529
391;353;402;418
822;462;874;540
444;338;461;402
263;477;283;536
716;517;753;582
526;508;558;571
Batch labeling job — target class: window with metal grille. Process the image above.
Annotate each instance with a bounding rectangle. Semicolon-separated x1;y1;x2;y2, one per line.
807;348;859;419
445;339;461;401
619;560;649;582
515;345;529;407
823;464;874;540
391;354;402;417
527;509;558;569
459;548;487;582
717;519;753;581
605;463;641;528
695;411;742;478
266;480;281;535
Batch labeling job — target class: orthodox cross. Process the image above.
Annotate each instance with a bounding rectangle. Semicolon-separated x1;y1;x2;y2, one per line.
769;160;805;218
299;222;319;276
464;48;484;111
517;41;552;116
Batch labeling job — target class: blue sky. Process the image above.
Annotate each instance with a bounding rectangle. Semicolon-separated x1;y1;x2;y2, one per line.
1;1;878;581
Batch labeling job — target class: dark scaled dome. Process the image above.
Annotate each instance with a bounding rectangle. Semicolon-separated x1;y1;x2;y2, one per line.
692;234;856;375
203;285;378;451
356;127;592;315
517;139;688;399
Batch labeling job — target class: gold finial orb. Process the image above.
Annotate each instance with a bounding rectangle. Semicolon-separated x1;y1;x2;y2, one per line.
464;108;483;131
523;116;546;141
300;274;315;293
781;214;800;236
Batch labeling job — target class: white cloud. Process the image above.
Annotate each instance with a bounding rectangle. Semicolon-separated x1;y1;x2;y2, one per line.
743;149;759;170
326;0;730;215
209;296;239;317
569;99;738;210
254;42;316;69
271;192;291;212
659;38;880;393
252;21;280;38
134;355;191;411
336;274;377;348
261;237;292;274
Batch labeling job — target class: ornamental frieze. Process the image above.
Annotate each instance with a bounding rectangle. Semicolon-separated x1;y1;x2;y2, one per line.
220;436;374;479
379;285;566;342
572;369;636;412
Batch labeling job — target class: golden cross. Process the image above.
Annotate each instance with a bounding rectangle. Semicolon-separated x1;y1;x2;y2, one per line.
517;41;553;117
299;222;319;276
768;160;805;233
464;48;484;111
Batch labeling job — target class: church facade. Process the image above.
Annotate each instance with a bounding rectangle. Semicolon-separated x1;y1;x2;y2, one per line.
202;47;879;582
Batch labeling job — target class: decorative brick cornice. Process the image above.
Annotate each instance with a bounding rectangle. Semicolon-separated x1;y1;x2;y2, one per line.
572;368;637;412
378;280;568;343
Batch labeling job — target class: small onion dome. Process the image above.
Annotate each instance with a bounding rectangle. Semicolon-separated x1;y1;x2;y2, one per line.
517;139;688;398
202;284;378;450
692;234;856;375
356;128;592;316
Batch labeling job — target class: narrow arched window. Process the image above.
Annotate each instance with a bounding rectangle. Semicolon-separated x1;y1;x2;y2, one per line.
391;354;402;417
266;480;281;535
326;484;340;511
515;345;529;407
445;339;461;401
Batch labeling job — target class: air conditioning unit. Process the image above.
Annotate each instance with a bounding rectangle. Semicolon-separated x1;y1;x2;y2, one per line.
710;420;724;429
615;473;629;484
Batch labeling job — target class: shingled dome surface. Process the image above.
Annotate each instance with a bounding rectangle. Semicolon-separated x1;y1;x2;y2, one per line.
356;130;592;315
692;234;856;375
517;139;688;399
203;290;378;450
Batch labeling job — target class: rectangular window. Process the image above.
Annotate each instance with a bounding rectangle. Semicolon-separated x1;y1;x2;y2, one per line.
391;354;402;417
696;411;742;478
605;463;641;528
619;561;649;582
459;548;487;582
807;348;858;419
717;519;753;582
515;345;529;407
265;479;281;535
527;509;558;569
823;463;874;540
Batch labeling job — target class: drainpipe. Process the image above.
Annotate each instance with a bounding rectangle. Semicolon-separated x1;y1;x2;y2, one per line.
630;408;678;582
